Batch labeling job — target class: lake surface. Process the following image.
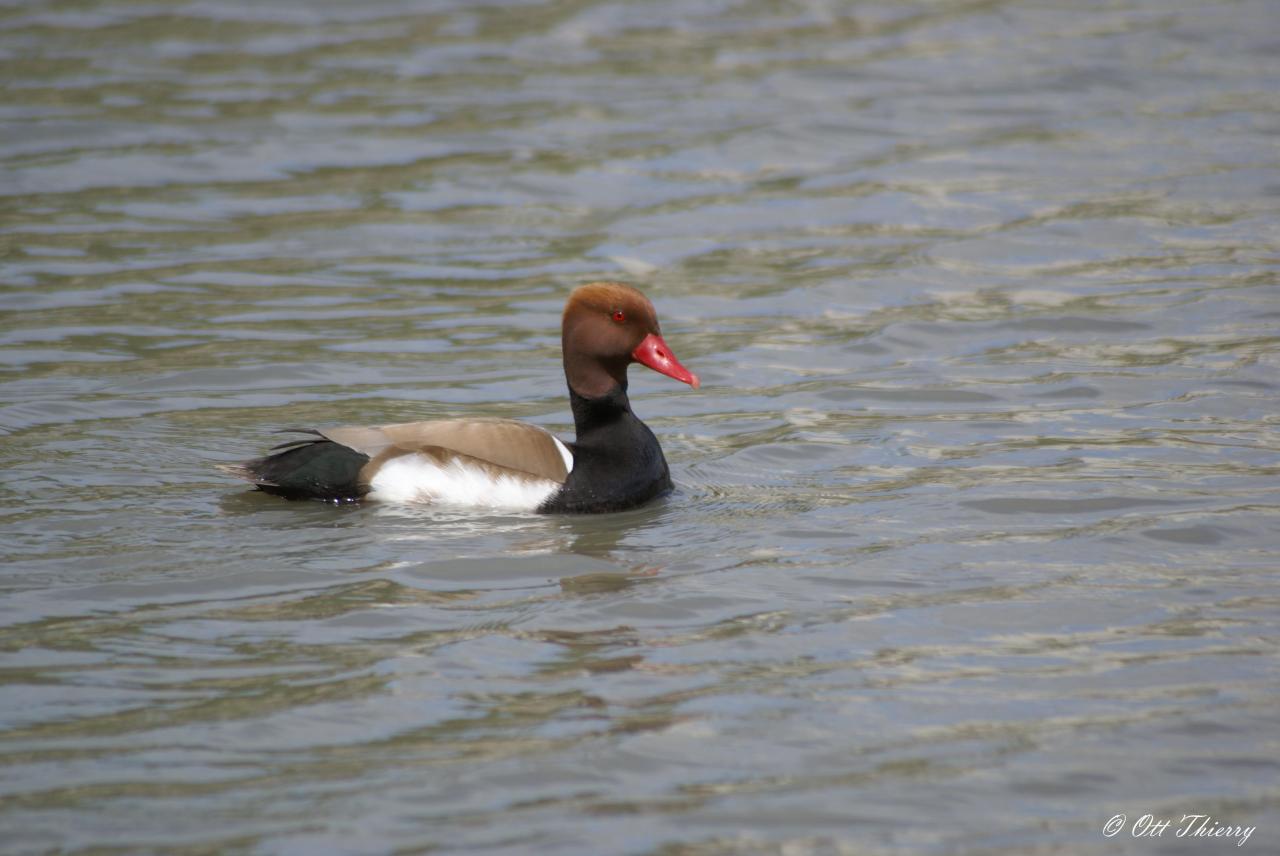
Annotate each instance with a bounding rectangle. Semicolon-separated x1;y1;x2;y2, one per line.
2;0;1278;853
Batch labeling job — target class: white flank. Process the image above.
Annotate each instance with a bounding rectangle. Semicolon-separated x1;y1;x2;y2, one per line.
552;436;574;474
367;454;562;510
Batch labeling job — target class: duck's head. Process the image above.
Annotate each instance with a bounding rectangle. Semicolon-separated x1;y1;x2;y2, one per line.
561;281;699;398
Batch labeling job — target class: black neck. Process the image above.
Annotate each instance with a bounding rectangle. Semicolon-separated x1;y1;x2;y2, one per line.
568;382;631;439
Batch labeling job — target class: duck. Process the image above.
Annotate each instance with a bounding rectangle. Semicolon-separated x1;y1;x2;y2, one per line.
219;282;700;513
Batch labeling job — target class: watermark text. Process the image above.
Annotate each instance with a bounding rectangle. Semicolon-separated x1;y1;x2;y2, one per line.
1103;814;1254;847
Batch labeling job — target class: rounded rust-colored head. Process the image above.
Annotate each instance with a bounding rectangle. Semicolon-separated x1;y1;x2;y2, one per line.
561;282;699;398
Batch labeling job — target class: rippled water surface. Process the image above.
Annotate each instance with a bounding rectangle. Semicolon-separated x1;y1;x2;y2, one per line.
3;0;1279;853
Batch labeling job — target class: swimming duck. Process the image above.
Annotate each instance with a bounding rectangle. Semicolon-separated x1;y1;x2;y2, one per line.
220;282;699;513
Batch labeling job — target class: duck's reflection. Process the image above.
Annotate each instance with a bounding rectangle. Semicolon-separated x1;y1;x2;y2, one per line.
220;478;684;594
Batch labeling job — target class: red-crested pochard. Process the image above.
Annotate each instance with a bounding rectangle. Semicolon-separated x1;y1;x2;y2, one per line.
220;282;699;513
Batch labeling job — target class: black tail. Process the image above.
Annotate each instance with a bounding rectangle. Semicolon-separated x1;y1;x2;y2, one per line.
219;431;371;502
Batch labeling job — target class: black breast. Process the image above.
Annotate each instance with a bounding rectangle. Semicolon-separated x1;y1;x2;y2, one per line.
539;387;672;514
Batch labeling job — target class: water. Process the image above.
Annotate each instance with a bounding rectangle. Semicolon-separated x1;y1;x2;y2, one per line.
2;0;1278;853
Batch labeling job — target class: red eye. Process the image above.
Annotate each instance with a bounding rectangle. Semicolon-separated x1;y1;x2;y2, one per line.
612;310;626;323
